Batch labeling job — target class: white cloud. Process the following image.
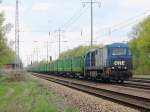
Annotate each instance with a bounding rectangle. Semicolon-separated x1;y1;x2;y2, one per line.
120;0;150;8
0;5;26;13
31;3;50;12
31;1;73;12
0;5;14;12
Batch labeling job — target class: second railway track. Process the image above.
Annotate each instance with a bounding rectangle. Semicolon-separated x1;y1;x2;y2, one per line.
122;80;150;90
32;73;150;112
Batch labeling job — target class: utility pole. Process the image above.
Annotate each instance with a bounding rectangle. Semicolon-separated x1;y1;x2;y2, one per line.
46;41;49;63
45;40;49;71
55;27;64;57
90;0;93;46
36;48;39;62
82;0;100;47
58;28;61;57
15;0;20;69
82;0;100;67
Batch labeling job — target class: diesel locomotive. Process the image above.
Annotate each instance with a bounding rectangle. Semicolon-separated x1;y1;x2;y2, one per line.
27;43;132;82
84;43;132;82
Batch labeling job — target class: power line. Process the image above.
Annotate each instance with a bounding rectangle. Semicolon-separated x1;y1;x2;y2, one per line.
61;7;85;28
62;6;89;31
81;0;101;46
95;10;150;37
19;6;88;34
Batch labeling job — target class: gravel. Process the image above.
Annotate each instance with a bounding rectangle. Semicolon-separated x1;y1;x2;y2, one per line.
30;74;140;112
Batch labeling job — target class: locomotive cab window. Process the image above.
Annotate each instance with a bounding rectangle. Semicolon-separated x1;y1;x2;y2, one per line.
112;48;127;56
128;49;132;55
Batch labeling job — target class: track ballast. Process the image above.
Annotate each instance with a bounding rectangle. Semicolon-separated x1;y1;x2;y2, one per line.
32;73;150;112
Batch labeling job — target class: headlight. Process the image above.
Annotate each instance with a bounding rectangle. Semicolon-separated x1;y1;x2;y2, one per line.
124;66;127;69
112;67;115;69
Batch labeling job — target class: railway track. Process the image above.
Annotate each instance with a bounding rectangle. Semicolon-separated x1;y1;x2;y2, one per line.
120;78;150;90
32;73;150;111
123;80;150;90
130;78;150;83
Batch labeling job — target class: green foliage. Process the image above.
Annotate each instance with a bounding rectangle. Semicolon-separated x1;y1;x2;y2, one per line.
129;16;150;75
0;75;79;112
0;75;57;112
0;13;15;67
59;44;102;59
64;107;79;112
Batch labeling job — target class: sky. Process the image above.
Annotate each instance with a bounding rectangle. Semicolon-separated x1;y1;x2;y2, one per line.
0;0;150;66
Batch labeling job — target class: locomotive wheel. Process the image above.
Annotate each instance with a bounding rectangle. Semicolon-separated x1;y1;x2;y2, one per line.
101;77;110;83
84;76;88;80
120;80;124;83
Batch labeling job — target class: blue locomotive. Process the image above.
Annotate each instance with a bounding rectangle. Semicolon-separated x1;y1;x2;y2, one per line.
84;43;132;82
28;42;132;83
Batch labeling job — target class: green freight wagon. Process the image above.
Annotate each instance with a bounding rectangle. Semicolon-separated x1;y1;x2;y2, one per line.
31;65;36;72
57;59;64;72
45;63;49;72
45;63;48;72
51;62;54;72
63;58;72;72
72;56;84;74
36;64;40;72
40;63;46;73
47;63;50;72
48;62;53;72
38;64;42;72
34;65;39;72
53;60;58;72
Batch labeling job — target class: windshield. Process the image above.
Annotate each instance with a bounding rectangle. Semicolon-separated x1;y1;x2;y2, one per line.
128;49;132;55
112;48;127;56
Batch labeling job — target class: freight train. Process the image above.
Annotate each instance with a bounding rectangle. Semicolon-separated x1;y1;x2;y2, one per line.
27;43;132;83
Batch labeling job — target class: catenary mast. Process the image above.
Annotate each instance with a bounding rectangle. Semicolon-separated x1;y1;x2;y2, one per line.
15;0;20;69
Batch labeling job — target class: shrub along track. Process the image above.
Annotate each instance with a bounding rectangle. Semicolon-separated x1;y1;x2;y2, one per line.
32;73;150;112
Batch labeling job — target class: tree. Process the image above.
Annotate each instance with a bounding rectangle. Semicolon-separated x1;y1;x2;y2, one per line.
0;13;15;67
59;44;102;59
129;16;150;75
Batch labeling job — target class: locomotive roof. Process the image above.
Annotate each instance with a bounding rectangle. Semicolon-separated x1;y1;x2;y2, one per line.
108;43;128;48
84;43;128;55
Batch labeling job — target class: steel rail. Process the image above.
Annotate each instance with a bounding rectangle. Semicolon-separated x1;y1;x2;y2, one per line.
130;78;150;83
123;78;150;89
112;81;150;90
32;73;150;111
117;82;150;90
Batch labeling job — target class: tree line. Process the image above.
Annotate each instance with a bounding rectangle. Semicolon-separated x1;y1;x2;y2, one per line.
129;16;150;75
59;44;102;59
0;13;15;67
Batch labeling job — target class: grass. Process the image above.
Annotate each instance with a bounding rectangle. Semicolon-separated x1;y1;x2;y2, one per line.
0;73;79;112
133;75;150;79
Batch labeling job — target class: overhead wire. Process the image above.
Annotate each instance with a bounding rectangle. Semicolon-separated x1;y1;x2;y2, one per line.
61;5;89;31
61;7;85;28
95;10;150;36
19;7;88;33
